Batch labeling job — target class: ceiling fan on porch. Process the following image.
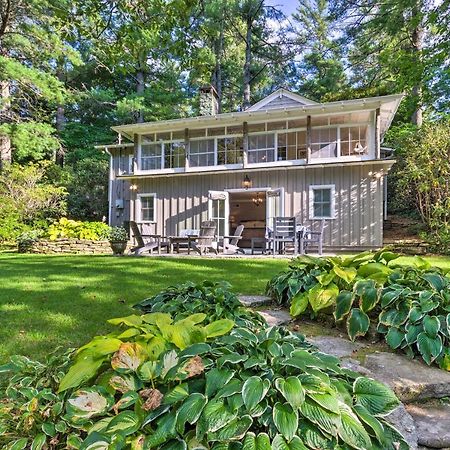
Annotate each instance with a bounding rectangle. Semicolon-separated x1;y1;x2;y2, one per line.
252;192;264;206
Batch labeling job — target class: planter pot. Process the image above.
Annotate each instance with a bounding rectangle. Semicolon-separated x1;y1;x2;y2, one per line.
109;240;127;256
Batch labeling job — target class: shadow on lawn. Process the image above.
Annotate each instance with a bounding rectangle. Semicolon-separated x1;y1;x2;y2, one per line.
0;254;288;362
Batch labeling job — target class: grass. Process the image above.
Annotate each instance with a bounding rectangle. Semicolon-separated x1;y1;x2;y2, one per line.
1;252;450;363
0;253;289;363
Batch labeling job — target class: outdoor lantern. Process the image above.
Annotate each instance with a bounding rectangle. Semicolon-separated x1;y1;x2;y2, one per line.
242;174;252;189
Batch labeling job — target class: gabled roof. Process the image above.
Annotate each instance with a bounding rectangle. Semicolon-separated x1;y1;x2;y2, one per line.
247;88;318;111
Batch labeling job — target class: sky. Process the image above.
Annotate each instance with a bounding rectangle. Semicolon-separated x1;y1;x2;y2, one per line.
266;0;298;16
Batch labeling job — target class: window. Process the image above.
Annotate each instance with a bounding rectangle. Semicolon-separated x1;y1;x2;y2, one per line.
138;194;156;222
311;128;338;159
309;185;335;219
141;143;162;170
248;133;275;163
217;137;243;165
277;131;307;161
189;139;215;167
164;141;185;169
340;126;368;156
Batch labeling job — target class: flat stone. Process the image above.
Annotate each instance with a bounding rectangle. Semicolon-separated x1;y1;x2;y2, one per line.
308;336;366;359
406;403;450;448
361;352;450;402
258;309;291;327
238;295;272;307
384;404;418;450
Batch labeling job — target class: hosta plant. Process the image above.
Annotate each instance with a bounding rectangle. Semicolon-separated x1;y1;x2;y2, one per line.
134;281;266;329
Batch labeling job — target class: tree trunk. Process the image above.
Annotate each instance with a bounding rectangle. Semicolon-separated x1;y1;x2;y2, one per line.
410;5;424;127
136;70;145;123
55;65;65;167
0;79;11;171
243;17;252;110
213;26;224;113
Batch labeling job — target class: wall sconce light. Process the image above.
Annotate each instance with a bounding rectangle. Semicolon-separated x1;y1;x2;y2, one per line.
242;174;252;190
368;170;385;181
130;184;138;191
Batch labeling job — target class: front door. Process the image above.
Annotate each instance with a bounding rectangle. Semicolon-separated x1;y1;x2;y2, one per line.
208;190;229;238
266;188;284;230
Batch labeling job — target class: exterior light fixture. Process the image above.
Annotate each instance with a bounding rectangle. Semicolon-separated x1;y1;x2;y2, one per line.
242;174;252;190
130;184;138;191
252;192;264;206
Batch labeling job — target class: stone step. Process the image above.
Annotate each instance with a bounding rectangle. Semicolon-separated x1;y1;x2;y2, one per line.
238;295;272;307
258;309;291;327
308;336;367;359
361;352;450;403
406;403;450;449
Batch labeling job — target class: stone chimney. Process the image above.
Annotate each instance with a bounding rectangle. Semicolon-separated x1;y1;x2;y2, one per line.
199;85;219;116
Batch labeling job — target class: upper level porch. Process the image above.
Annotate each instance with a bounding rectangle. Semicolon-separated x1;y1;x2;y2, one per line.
100;93;403;178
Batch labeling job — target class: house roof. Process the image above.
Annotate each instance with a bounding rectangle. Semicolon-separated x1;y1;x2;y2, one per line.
108;92;404;143
246;88;318;111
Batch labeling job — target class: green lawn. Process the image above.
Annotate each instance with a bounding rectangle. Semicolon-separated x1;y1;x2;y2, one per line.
0;254;289;363
1;252;450;364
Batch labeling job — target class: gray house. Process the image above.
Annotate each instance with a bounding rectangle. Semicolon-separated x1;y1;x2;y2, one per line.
99;88;402;251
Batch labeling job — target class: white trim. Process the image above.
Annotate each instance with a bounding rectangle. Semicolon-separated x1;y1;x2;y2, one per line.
247;88;318;111
207;190;229;237
309;184;336;220
137;193;157;223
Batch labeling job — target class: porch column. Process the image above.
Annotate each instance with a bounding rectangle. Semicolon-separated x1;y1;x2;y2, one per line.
243;121;248;167
306;115;312;163
133;133;140;172
375;108;381;159
184;128;190;171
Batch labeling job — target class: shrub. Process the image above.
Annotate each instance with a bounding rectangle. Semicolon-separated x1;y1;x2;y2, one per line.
0;317;408;450
47;217;110;241
16;229;45;253
107;226;129;242
266;250;450;369
134;281;266;329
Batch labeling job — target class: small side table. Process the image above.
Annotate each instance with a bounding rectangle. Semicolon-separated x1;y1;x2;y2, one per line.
251;237;266;255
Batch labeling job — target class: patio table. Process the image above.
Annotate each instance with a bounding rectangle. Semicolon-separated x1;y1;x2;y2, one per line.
168;235;198;254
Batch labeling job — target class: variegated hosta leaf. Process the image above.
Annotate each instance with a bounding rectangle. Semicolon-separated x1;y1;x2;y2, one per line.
161;350;179;378
197;399;237;435
177;393;208;428
271;434;308;450
273;402;299;441
274;377;305;409
333;291;353;322
337;403;372;450
423;315;440;338
346;309;370;341
242;376;270;411
416;332;443;365
111;343;147;373
308;283;339;313
385;327;404;349
299;398;340;437
353;377;399;416
290;291;309;317
207;415;253;441
67;387;113;421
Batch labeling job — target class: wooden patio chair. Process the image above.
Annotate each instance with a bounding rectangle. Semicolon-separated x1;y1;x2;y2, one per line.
129;221;169;255
270;217;297;256
220;225;245;254
299;219;325;255
191;220;218;255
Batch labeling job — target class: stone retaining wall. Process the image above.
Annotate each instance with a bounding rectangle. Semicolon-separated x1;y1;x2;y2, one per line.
19;239;113;254
383;238;429;255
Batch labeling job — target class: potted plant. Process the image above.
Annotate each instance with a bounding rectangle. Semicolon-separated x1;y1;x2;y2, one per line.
107;226;128;255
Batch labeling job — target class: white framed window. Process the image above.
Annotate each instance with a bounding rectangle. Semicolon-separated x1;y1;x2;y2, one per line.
189;138;215;167
309;185;335;219
137;194;156;222
248;133;275;163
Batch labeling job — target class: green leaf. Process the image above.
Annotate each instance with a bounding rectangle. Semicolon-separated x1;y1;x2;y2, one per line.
307;392;339;414
353;404;385;444
275;377;305;409
217;353;248;367
271;435;308;450
423;315;440;338
273;402;298;441
111;342;147;373
408;306;424;323
242;432;256;450
381;289;403;308
417;332;443;365
358;284;379;313
405;323;422;345
332;266;357;283
290;291;309;317
242;376;270;411
385;327;404;349
198;399;237;434
66;387;114;423
357;263;392;278
177;393;207;426
163;383;189;405
208;415;253;441
337;403;371;450
333;291;353;321
9;439;28;450
255;433;271;450
308;283;339;313
108;315;143;327
205;368;234;397
353;377;399;415
59;356;104;392
299;398;339;436
422;273;446;291
346;309;370;341
204;319;234;338
31;434;46;450
107;410;141;436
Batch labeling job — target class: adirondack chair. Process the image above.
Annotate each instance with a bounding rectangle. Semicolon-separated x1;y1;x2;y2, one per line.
192;220;218;255
220;225;245;254
129;221;169;255
270;217;297;255
299;219;325;255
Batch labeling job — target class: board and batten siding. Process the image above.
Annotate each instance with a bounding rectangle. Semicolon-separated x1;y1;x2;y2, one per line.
111;162;387;249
